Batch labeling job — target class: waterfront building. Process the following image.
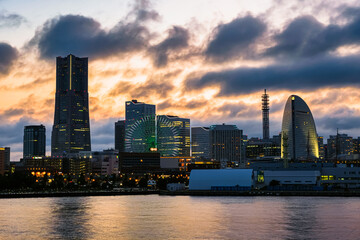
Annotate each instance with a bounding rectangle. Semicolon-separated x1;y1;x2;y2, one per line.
157;115;190;157
125;100;156;152
19;156;90;175
119;152;160;173
327;134;353;159
90;149;119;176
160;156;194;172
51;54;91;156
189;169;253;190
0;147;10;175
281;95;319;160
246;138;281;160
191;127;210;160
23;125;46;158
209;124;243;167
263;170;320;186
115;120;125;152
126;114;190;157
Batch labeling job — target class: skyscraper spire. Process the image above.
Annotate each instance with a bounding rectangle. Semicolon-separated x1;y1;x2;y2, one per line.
262;89;270;140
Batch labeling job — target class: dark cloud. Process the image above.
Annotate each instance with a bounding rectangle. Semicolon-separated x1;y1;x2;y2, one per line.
32;14;151;59
0;11;26;28
3;108;25;117
205;15;266;62
0;43;18;74
157;98;207;111
109;77;174;99
109;70;180;98
317;116;360;132
217;103;256;118
149;26;189;67
265;11;360;58
186;55;360;96
132;0;160;22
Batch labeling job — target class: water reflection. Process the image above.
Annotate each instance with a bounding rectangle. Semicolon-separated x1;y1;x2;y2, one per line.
0;196;360;239
49;197;92;239
282;197;319;239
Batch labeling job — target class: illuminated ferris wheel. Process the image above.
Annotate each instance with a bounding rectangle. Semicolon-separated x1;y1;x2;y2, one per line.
125;115;180;156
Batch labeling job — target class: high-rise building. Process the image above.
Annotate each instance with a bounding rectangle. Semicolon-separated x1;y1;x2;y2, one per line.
191;127;210;160
157;115;190;157
209;124;243;166
51;54;91;156
318;136;325;160
23;125;46;158
262;89;270;140
281;95;319;160
125;100;155;152
125;99;156;130
115;120;125;152
353;137;360;155
0;147;10;175
327;134;353;159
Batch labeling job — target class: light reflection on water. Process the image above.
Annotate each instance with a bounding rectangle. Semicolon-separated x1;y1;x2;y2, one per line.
0;196;359;239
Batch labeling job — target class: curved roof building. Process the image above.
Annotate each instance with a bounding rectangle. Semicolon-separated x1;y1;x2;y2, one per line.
281;95;319;160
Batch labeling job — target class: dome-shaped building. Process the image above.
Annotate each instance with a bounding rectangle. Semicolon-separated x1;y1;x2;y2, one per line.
281;95;319;160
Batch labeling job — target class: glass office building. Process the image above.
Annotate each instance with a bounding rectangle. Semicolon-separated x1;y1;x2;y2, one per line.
24;125;46;158
51;54;91;156
281;95;319;160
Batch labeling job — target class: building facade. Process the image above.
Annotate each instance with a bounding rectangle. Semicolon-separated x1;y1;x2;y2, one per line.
281;95;319;160
191;127;210;160
90;150;119;176
157;115;190;157
115;120;125;152
318;136;325;160
327;134;353;159
51;54;91;156
24;125;46;158
209;124;243;166
125;100;156;152
0;147;10;175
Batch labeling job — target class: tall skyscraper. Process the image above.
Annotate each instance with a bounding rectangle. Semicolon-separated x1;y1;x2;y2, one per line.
262;89;270;140
209;124;243;166
0;147;10;175
24;125;46;158
191;127;210;160
115;120;126;152
157;115;190;157
125;100;155;152
281;95;319;160
51;54;91;156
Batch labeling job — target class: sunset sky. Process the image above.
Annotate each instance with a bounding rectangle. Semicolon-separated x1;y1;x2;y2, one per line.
1;0;360;161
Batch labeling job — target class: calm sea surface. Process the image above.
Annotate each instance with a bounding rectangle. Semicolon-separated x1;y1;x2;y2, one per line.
0;195;359;239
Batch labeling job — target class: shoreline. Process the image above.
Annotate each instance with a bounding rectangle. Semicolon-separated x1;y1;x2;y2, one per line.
1;190;360;198
0;190;159;199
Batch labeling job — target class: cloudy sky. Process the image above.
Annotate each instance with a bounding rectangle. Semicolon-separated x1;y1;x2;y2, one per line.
1;0;360;161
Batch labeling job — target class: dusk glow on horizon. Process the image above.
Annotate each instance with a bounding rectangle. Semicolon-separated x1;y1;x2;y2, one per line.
1;0;360;161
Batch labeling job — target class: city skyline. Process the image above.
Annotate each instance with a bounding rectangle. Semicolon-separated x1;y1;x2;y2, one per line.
1;0;360;161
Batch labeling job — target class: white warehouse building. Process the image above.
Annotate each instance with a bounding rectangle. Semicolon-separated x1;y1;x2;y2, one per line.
189;169;253;190
264;170;320;185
